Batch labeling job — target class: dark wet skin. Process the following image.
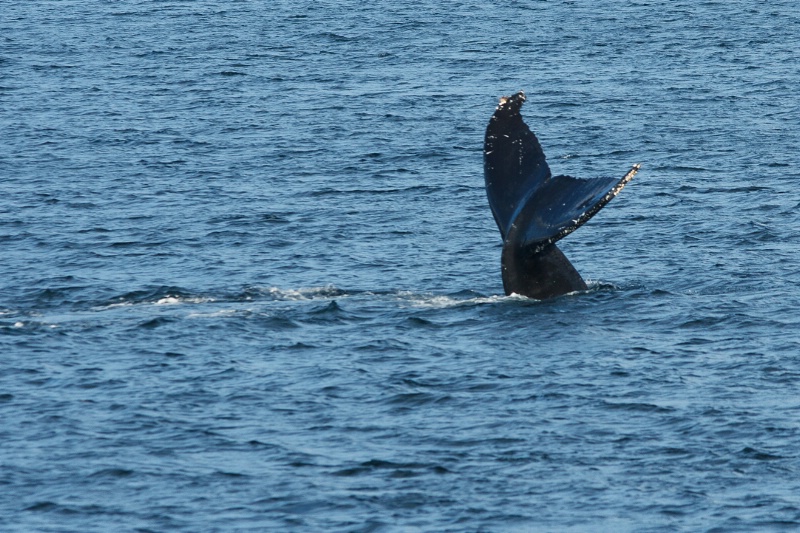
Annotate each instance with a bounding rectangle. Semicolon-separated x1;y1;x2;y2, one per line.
484;91;639;299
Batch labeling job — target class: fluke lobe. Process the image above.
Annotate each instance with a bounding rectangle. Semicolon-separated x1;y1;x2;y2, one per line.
484;91;640;299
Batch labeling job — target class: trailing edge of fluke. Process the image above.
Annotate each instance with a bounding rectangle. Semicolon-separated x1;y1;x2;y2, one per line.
483;91;640;300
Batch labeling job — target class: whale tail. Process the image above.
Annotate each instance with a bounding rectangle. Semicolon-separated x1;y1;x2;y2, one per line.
484;91;639;299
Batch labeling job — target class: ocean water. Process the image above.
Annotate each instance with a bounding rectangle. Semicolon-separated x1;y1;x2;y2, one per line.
2;1;800;531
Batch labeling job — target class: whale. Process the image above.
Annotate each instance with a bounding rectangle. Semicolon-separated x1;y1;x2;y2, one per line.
484;91;639;299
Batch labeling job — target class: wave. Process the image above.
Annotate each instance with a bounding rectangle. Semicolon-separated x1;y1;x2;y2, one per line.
98;286;216;309
1;282;631;334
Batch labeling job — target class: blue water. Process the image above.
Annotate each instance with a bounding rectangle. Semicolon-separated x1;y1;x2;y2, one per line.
3;1;800;531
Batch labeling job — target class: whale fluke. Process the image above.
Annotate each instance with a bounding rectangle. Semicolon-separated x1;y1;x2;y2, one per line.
484;91;639;299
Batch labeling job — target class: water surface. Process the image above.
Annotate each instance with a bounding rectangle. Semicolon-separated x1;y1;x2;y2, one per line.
2;1;800;531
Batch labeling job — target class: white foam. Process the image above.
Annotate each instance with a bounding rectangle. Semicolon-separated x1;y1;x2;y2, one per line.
397;291;519;309
156;296;182;305
261;285;343;301
154;295;214;305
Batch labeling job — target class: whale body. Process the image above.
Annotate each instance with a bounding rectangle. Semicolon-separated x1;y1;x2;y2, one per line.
484;91;639;299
